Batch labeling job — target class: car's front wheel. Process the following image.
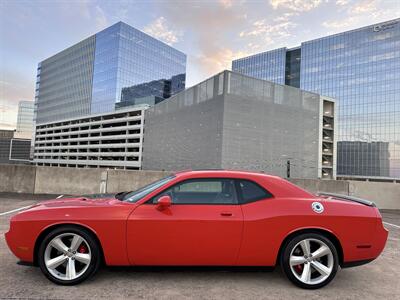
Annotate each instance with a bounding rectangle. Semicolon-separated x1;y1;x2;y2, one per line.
281;233;339;289
38;225;101;285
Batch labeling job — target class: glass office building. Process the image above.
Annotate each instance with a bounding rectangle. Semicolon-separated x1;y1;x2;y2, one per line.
15;100;34;139
34;22;186;124
232;18;400;179
232;48;286;84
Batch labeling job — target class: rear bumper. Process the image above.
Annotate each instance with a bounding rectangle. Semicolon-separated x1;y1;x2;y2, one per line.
342;212;388;265
373;221;389;258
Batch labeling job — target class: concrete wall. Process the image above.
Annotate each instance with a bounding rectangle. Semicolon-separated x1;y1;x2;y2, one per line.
289;179;349;195
222;72;321;179
34;166;104;195
349;181;400;210
0;164;36;193
106;169;170;193
142;71;326;179
290;178;400;210
34;167;170;195
0;164;398;209
142;76;225;171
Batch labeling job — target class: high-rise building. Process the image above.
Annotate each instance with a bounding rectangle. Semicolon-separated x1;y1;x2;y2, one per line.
143;71;336;179
34;21;186;125
232;19;400;179
15;101;34;139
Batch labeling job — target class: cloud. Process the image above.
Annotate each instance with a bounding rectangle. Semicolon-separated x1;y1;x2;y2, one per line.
62;1;108;30
350;0;378;14
0;70;34;129
322;17;357;29
335;0;350;5
94;5;108;30
269;0;322;12
240;19;296;38
0;110;21;130
219;0;233;9
76;0;91;19
273;12;298;22
239;18;297;48
322;0;399;31
144;17;182;45
155;2;247;81
196;48;253;74
64;0;108;30
0;72;34;104
0;102;19;130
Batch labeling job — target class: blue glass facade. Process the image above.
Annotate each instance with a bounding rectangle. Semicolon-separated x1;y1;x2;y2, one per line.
232;48;286;84
91;22;186;114
232;19;400;178
90;23;120;114
35;22;186;123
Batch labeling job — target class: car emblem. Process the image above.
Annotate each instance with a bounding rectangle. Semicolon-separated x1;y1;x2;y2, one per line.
312;202;324;213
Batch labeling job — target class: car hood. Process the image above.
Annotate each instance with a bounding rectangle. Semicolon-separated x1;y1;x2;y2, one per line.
31;196;122;209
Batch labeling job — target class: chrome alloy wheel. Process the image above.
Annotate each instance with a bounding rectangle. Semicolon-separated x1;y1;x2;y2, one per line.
289;238;334;285
44;233;91;281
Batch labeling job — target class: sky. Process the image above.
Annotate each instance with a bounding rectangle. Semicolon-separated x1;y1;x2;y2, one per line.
1;0;399;130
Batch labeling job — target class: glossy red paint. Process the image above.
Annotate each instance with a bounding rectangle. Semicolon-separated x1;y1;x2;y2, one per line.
5;197;134;265
156;195;172;210
5;170;388;268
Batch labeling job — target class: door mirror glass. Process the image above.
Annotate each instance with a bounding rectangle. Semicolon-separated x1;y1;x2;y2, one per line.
157;195;172;210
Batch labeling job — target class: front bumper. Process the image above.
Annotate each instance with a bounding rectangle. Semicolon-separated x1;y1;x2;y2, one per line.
4;220;35;263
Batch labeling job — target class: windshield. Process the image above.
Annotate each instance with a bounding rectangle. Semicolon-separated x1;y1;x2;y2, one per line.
122;175;175;202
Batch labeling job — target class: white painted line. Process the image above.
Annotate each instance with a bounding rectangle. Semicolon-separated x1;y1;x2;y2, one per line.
0;205;32;216
383;222;400;229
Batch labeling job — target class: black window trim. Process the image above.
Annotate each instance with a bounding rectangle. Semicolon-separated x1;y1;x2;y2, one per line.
145;177;274;206
234;179;274;205
146;177;240;205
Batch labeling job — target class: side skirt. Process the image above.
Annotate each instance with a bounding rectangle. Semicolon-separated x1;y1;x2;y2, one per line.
341;258;375;268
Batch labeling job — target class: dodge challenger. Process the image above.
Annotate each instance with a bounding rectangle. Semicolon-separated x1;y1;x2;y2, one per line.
5;170;388;289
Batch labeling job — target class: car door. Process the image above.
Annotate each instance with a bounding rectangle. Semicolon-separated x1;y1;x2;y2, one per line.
126;178;243;266
234;179;278;266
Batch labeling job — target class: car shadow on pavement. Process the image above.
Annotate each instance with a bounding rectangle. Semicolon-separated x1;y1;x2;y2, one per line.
105;265;276;273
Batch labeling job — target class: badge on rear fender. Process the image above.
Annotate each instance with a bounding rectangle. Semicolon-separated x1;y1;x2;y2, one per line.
312;202;324;213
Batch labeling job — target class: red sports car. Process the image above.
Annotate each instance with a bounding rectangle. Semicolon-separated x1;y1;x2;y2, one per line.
5;170;388;289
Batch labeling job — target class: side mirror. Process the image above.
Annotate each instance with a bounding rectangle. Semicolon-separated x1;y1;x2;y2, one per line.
156;195;172;210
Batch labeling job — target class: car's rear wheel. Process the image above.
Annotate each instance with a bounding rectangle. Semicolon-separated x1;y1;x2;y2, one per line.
281;233;339;289
38;226;101;285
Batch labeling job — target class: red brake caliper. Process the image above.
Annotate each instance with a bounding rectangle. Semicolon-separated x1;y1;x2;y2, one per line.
295;264;303;274
78;244;88;253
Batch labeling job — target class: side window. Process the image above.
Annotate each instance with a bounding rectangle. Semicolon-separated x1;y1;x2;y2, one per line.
237;180;273;204
151;179;238;204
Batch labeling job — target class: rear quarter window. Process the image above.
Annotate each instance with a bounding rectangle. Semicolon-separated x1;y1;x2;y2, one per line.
237;179;273;204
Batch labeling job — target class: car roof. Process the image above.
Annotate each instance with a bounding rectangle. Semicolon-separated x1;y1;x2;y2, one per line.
173;169;280;179
172;169;315;198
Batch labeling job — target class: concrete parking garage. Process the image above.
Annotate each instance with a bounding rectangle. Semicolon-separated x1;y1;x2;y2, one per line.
0;193;399;299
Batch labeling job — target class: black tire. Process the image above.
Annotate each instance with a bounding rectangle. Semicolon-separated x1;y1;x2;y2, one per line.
281;233;339;289
38;225;101;285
